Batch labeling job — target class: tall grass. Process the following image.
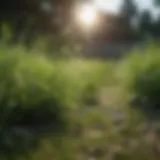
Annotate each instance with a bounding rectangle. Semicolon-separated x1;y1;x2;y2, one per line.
0;45;113;129
1;43;160;160
0;48;67;129
0;44;114;160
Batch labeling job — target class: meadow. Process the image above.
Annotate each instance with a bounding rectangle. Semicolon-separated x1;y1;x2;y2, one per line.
0;43;160;160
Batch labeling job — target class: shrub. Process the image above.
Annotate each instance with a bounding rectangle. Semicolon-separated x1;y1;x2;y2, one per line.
120;45;160;112
0;46;112;159
0;46;79;130
0;46;110;130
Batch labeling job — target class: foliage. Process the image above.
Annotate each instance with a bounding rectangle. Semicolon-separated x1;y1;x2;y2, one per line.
0;44;113;160
53;60;111;106
0;0;75;44
138;10;160;40
0;24;82;58
154;0;160;6
1;43;160;160
0;46;79;129
120;44;160;114
120;0;137;20
119;0;160;41
138;10;153;39
0;44;113;129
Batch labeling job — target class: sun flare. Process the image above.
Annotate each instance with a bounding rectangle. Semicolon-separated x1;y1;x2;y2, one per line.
75;4;97;28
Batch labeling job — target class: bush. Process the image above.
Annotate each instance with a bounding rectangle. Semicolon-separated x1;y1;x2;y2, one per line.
0;46;80;129
0;46;110;130
121;45;160;112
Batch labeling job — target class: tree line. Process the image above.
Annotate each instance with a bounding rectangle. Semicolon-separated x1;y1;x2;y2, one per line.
120;0;160;41
0;0;159;46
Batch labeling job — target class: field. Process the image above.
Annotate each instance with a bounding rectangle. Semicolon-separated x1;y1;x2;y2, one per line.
0;44;160;160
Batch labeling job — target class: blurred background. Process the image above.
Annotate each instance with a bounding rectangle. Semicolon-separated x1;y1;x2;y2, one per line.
0;1;160;160
0;0;160;56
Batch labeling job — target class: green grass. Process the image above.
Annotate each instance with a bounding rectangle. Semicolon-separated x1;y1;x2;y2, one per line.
0;44;160;160
0;46;112;128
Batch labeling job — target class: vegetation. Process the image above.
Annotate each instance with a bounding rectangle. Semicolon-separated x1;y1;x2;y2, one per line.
0;0;160;159
120;0;160;41
0;43;159;160
0;45;110;129
119;44;160;120
1;0;160;46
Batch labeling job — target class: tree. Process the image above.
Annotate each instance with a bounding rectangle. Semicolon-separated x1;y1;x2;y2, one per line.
152;17;160;39
138;10;153;39
154;0;160;6
90;12;137;43
0;0;75;46
118;0;138;41
119;0;160;41
137;7;160;41
120;0;137;22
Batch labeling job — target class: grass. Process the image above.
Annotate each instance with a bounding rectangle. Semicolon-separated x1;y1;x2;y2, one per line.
0;44;160;160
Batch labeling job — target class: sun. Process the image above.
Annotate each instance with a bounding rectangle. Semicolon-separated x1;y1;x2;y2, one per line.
75;4;97;28
79;5;97;26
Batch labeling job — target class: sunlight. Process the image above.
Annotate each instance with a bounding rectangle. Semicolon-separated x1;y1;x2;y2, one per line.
75;4;97;28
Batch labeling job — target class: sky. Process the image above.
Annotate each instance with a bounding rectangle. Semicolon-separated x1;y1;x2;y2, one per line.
93;0;159;17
